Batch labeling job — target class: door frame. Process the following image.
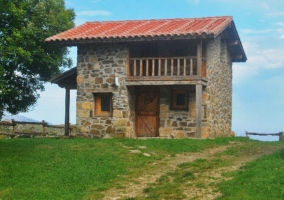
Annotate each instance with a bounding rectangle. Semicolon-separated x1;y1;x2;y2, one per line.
135;87;160;137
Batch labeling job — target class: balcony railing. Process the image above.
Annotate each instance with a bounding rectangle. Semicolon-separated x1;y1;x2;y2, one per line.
128;56;205;78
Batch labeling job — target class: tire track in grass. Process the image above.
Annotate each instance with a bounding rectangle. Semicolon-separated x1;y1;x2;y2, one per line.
101;144;234;200
94;142;283;200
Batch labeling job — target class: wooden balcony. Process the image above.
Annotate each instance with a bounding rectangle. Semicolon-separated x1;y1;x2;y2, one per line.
126;56;207;86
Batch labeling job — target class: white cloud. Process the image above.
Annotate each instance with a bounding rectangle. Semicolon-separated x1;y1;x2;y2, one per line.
267;11;284;16
248;48;284;69
276;22;284;26
277;28;284;39
76;10;111;16
260;2;269;10
187;0;200;4
241;29;273;34
233;41;284;84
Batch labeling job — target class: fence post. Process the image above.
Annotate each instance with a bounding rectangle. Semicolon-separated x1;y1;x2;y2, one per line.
42;120;46;135
11;119;16;134
245;131;248;138
279;132;284;141
69;123;72;135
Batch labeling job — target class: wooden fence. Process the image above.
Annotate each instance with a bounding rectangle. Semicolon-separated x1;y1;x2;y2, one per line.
246;131;284;141
0;119;75;137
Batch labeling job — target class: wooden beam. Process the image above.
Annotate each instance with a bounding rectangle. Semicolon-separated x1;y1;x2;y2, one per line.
232;54;243;60
280;132;284;141
195;84;202;138
183;58;186;76
126;48;130;77
126;79;208;86
134;60;137;76
139;59;143;76
227;40;238;46
65;88;70;136
146;59;149;76
165;59;167;75
190;59;193;75
197;41;202;76
177;59;180;76
158;58;161;76
171;59;174;76
152;59;155;76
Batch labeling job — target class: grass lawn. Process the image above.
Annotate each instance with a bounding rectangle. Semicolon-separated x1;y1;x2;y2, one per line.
217;148;284;200
0;137;283;199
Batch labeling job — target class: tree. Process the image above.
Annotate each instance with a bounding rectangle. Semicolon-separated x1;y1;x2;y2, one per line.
0;0;75;120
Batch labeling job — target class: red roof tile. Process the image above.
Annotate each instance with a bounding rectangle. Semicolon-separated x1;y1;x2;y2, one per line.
45;16;233;43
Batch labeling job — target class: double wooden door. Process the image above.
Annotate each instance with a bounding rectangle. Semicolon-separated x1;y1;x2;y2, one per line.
136;89;159;137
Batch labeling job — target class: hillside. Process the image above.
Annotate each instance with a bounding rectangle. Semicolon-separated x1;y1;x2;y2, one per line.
0;137;283;199
1;114;38;122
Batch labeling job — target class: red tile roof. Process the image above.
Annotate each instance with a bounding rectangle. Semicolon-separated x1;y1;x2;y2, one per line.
45;16;233;43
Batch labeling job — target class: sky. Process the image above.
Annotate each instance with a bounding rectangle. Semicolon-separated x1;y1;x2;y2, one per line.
11;0;284;140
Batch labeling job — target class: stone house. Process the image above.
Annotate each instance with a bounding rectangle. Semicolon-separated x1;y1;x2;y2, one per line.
46;16;246;138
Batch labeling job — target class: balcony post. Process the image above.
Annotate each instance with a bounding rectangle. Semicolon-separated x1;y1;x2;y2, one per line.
64;87;70;136
195;83;202;138
197;41;202;76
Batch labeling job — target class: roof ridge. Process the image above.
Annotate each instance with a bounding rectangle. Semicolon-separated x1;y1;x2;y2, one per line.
211;17;233;36
84;16;232;24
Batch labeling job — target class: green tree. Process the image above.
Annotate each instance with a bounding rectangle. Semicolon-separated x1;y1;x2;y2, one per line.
0;0;75;120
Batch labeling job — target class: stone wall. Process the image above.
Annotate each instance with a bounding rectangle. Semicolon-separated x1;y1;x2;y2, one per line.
76;44;135;138
159;86;197;138
75;37;233;139
203;36;233;137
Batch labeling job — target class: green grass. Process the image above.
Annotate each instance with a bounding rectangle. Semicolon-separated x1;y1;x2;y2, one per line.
178;158;229;172
0;137;283;199
141;171;195;200
217;148;284;200
137;158;229;200
124;138;284;200
0;137;232;199
0;138;158;199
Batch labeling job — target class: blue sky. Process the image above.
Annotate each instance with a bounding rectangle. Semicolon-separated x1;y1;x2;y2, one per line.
14;0;284;140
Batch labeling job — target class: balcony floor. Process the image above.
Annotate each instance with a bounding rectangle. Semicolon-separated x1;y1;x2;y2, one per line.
125;76;208;86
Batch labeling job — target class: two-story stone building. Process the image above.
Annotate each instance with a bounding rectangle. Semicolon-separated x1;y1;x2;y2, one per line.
47;16;246;138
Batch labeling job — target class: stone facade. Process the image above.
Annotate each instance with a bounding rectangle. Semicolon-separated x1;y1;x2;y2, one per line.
76;44;135;138
75;36;233;138
202;36;233;138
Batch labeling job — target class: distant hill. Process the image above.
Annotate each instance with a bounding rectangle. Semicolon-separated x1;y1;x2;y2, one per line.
1;115;39;122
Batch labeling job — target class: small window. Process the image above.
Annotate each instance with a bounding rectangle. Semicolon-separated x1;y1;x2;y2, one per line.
171;90;188;110
94;93;112;116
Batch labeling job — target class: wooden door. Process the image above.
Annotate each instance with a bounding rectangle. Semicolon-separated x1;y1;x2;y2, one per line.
136;90;159;137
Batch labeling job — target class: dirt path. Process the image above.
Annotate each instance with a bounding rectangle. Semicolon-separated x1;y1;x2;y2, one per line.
101;142;283;200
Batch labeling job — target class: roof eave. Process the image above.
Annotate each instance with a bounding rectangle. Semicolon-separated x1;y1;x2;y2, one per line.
45;34;216;46
229;21;247;62
50;67;77;87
